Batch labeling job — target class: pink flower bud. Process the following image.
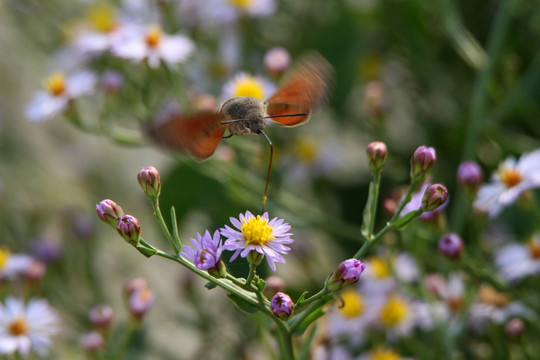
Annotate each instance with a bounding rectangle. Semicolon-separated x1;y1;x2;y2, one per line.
80;331;105;353
366;141;388;174
410;146;436;182
271;292;294;320
137;166;161;201
264;47;291;74
96;199;124;227
89;304;114;329
129;287;154;321
326;258;366;292
438;233;463;259
421;184;448;212
457;161;483;192
117;215;141;245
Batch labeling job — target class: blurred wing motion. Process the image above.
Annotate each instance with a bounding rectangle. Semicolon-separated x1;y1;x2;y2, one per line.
265;53;334;126
147;111;228;161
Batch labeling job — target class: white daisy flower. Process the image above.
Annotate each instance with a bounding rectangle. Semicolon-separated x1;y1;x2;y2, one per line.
221;72;276;102
179;0;276;26
111;25;195;68
0;297;60;357
474;149;540;218
220;211;293;271
495;236;540;282
26;70;97;122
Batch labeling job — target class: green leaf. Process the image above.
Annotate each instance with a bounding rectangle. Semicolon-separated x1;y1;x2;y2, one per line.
390;209;422;230
204;282;217;290
226;293;258;313
290;308;326;337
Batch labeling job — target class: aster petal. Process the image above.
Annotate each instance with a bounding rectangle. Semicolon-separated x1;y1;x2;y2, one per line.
474;182;506;217
159;35;194;65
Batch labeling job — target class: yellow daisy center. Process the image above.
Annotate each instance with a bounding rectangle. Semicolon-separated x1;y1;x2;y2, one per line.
241;215;274;246
88;3;117;33
44;73;66;96
145;27;162;48
369;348;400;360
232;76;265;100
293;138;318;163
528;238;540;259
228;0;253;10
379;296;409;327
8;317;28;336
338;289;364;318
370;257;391;279
499;168;522;188
0;247;10;269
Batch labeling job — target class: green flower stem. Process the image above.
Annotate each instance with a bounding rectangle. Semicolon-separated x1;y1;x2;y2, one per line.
152;200;181;253
389;180;420;224
366;172;382;240
154;249;259;306
245;264;257;288
354;222;393;259
297;288;327;307
452;0;518;233
288;294;332;334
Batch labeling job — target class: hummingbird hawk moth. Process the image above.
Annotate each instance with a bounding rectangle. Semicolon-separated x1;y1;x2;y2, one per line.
148;52;334;209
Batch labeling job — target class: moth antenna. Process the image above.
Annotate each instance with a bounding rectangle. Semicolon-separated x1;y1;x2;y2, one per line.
259;130;274;213
265;113;308;119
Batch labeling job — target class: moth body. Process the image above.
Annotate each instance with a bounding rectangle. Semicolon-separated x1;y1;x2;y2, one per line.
218;96;266;135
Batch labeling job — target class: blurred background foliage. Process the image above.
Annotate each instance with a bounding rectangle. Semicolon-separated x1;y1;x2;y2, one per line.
1;0;540;358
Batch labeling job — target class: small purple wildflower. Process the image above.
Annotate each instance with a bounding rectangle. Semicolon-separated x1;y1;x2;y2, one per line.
180;230;224;271
438;233;464;259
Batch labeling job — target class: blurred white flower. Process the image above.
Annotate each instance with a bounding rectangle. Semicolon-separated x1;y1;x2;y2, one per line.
178;0;276;25
111;25;195;68
0;297;59;357
495;236;540;282
26;71;97;122
474;149;540;218
0;249;36;282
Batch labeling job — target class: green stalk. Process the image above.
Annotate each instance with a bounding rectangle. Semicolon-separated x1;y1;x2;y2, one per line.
152;200;180;253
452;0;518;232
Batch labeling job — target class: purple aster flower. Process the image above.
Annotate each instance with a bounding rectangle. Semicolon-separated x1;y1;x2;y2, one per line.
180;230;224;271
220;211;293;271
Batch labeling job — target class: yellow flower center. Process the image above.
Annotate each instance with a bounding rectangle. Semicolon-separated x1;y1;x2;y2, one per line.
8;317;28;336
478;284;509;308
232;76;265;100
145;27;162;48
88;3;117;33
44;73;66;96
499;168;522;188
293;138;318;163
528;238;540;259
228;0;253;10
369;348;400;360
338;289;364;318
137;288;151;301
370;257;391;279
0;247;10;269
241;215;274;246
379;296;409;327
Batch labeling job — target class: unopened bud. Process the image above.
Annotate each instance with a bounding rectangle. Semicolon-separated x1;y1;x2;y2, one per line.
208;259;227;278
410;146;436;182
96;199;124;227
438;233;463;259
117;215;141;245
504;318;525;339
457;161;483;193
366;141;388;174
264;47;291;74
129;287;154;321
421;184;448;212
247;250;264;268
79;331;105;353
264;276;286;297
271;292;294;320
137;166;161;202
89;304;114;329
124;277;148;297
102;70;124;95
325;258;366;292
